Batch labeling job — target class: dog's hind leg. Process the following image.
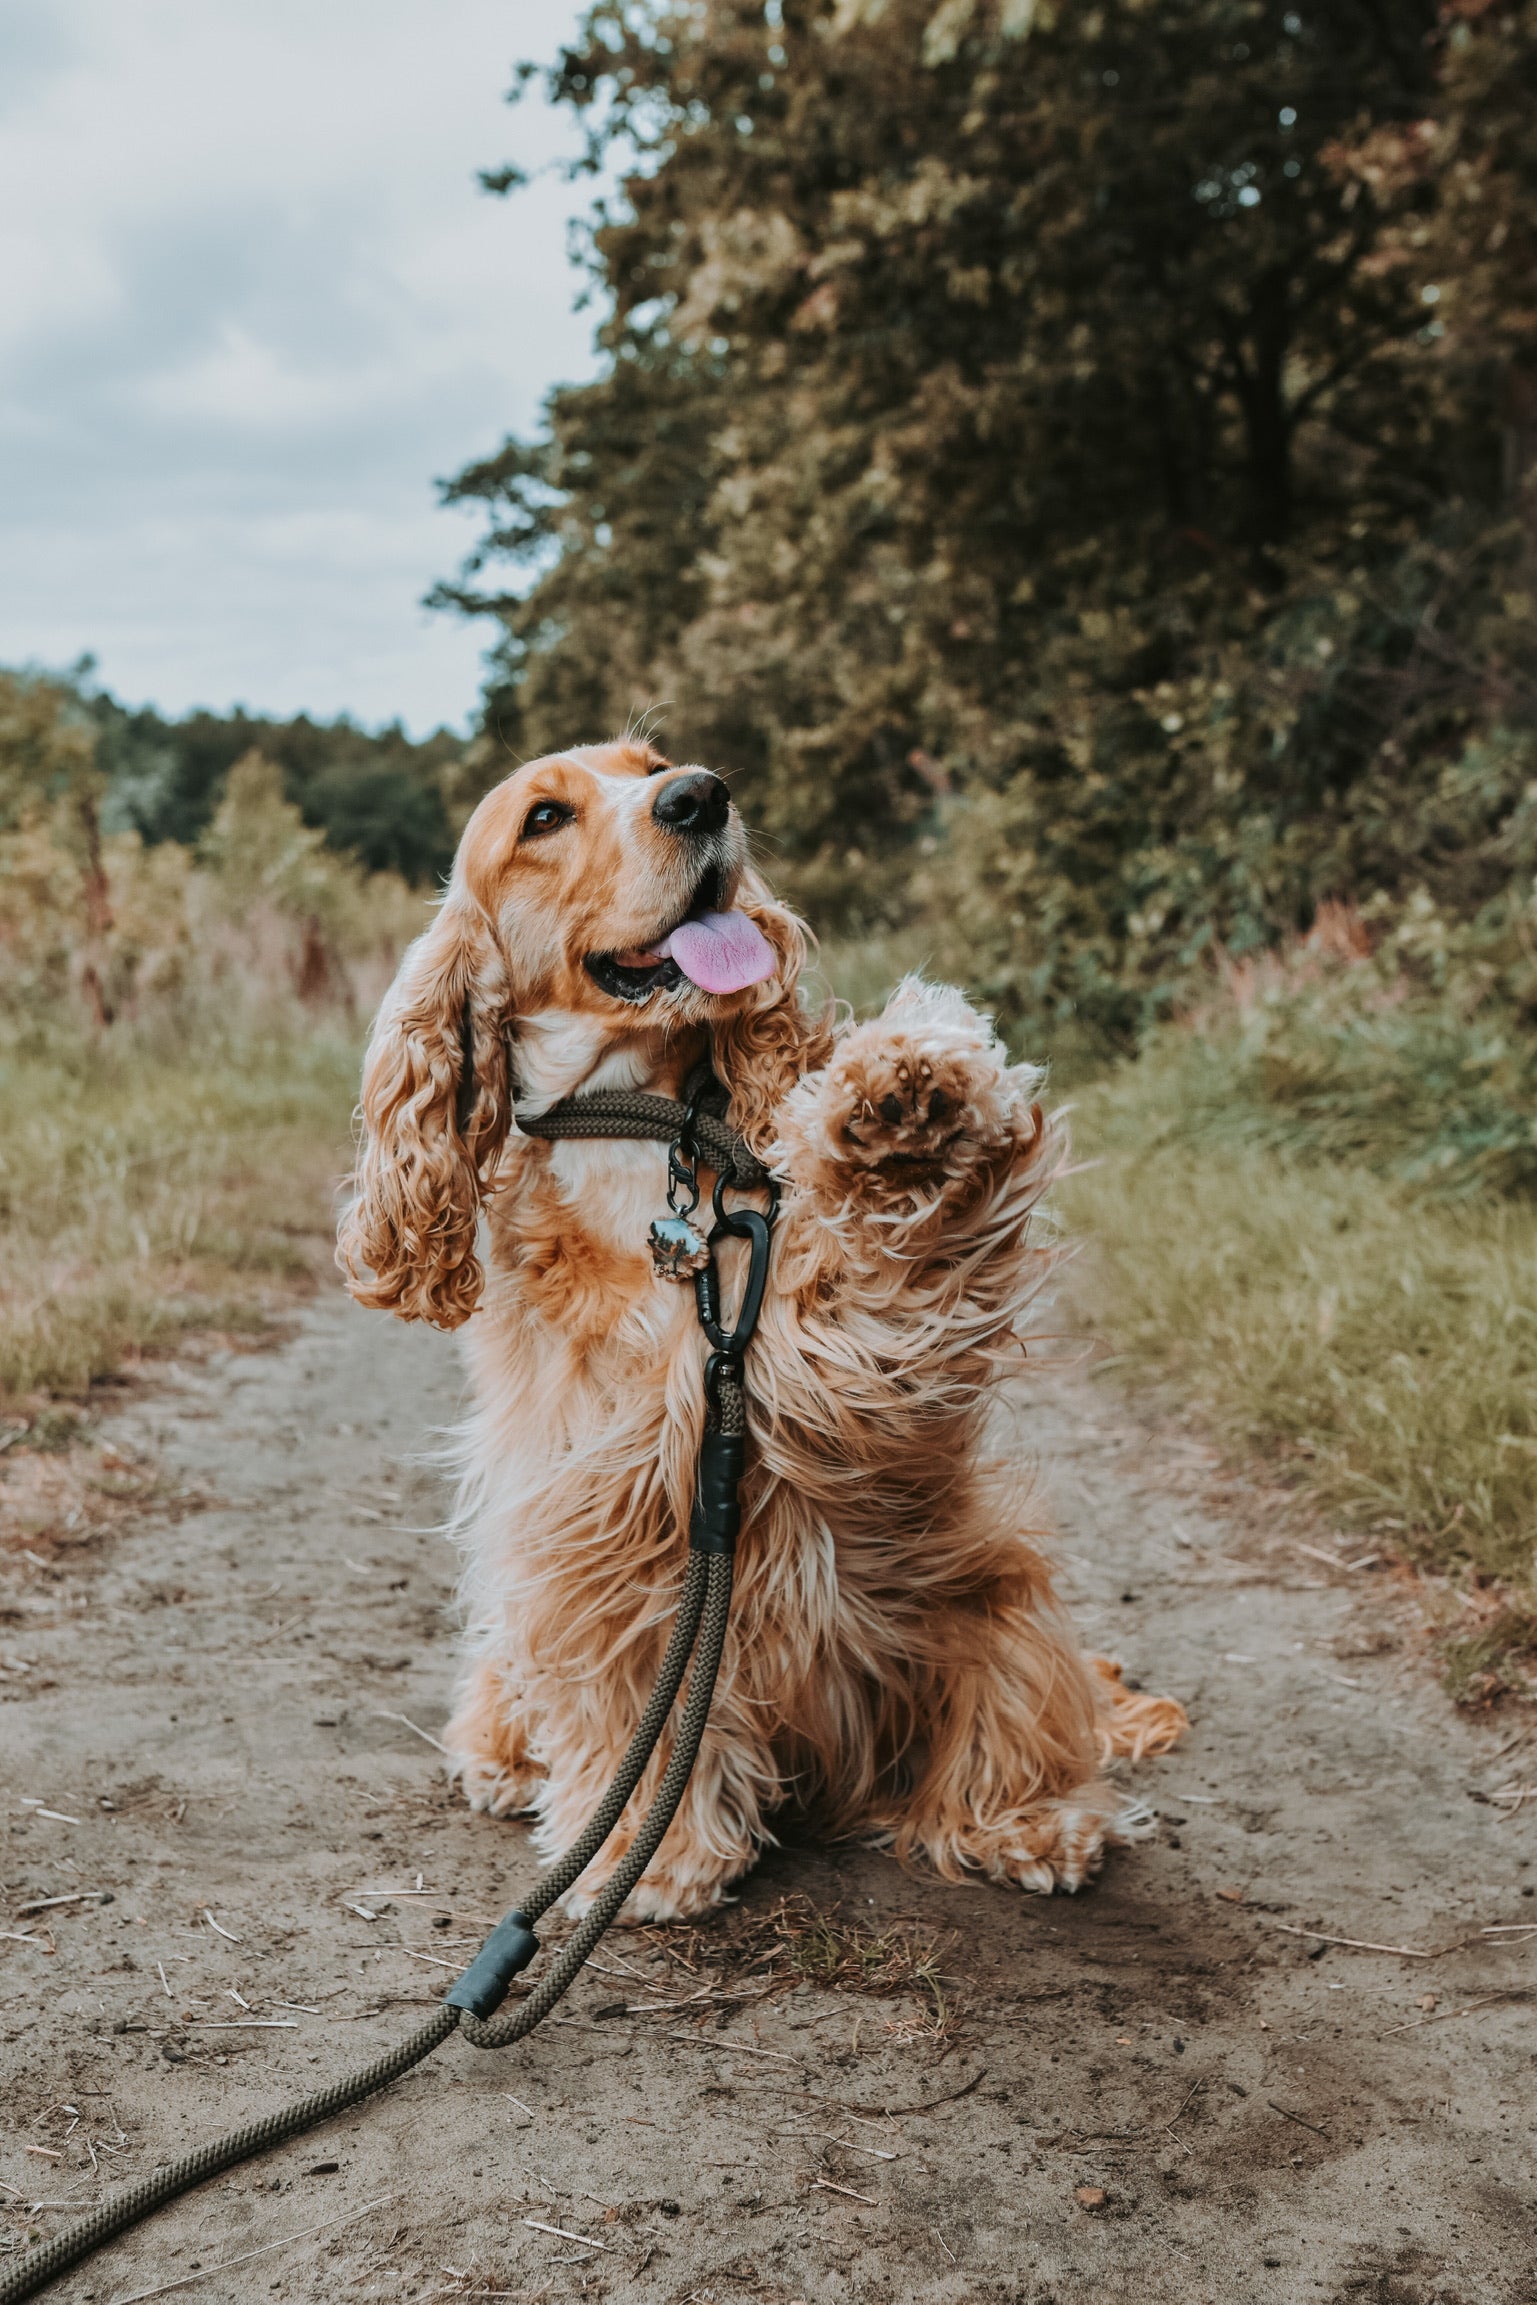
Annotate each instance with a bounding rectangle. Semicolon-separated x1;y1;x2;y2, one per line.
880;1603;1155;1894
1087;1653;1188;1763
445;1652;546;1818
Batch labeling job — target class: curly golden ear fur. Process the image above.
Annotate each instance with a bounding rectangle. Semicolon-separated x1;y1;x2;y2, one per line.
337;895;512;1328
710;876;836;1155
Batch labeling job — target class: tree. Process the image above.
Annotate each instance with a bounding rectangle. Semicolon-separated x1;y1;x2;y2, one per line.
90;690;463;885
445;0;1535;1042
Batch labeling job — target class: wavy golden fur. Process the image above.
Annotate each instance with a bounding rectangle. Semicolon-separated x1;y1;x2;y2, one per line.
339;738;1183;1919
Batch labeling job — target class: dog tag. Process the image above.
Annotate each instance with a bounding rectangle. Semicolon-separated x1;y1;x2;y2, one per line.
649;1212;711;1283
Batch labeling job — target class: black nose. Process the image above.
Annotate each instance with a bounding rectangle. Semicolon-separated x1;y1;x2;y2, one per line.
652;770;729;836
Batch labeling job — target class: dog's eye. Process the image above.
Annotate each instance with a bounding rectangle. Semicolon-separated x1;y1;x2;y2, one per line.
522;800;573;839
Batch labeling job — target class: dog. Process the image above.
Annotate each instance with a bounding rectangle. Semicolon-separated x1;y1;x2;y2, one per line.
338;738;1184;1920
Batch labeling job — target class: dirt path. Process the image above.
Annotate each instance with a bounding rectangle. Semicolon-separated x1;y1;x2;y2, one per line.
3;1300;1534;2305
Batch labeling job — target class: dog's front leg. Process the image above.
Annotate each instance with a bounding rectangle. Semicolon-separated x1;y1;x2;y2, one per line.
445;1649;547;1819
527;1667;774;1924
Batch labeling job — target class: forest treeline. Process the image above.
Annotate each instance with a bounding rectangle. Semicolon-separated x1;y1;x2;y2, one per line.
82;672;466;886
0;665;429;1034
437;0;1537;1052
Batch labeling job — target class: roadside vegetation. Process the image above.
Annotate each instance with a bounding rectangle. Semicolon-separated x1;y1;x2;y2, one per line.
0;1034;362;1401
0;668;427;1414
1058;912;1537;1698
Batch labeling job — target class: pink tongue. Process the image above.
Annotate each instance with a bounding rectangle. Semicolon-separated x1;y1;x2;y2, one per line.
654;909;775;995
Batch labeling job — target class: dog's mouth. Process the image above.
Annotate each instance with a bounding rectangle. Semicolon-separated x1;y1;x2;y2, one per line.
584;865;775;1005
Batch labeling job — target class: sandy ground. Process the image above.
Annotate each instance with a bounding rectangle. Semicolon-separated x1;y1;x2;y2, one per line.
2;1297;1535;2305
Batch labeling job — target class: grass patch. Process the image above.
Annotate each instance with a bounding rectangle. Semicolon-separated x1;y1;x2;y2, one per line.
770;1899;956;2018
0;1028;360;1402
1059;1040;1537;1700
1099;973;1537;1199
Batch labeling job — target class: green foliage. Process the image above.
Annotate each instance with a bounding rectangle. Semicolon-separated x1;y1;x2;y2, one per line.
0;665;99;831
0;670;429;1038
1126;995;1537;1195
194;752;429;964
1080;896;1537;1197
444;0;1537;1045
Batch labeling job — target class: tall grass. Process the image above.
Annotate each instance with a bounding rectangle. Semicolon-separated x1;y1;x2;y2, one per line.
1121;940;1537;1199
1060;1018;1537;1613
1062;1095;1537;1583
0;1030;361;1401
0;714;424;1406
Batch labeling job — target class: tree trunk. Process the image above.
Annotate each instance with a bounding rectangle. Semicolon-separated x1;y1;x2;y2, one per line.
296;915;334;1005
1238;269;1294;563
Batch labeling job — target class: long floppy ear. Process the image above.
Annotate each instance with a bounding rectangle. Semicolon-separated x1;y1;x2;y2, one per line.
711;875;837;1155
336;893;512;1328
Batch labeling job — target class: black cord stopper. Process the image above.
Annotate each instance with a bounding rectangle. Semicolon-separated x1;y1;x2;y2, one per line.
442;1911;540;2020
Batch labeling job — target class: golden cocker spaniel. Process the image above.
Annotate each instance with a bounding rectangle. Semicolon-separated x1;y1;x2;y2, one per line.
338;739;1183;1920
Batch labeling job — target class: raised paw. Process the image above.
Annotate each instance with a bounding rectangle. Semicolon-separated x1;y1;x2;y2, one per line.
778;976;1042;1209
835;1035;978;1173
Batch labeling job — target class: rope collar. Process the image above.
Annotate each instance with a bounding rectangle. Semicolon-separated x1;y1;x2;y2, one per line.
515;1062;768;1189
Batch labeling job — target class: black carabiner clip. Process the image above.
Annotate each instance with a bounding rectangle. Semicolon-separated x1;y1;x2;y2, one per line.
693;1174;780;1359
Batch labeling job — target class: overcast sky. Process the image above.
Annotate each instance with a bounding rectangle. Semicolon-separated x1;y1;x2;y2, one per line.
0;0;596;735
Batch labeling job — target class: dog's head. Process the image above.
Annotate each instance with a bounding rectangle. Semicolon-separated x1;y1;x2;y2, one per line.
337;739;824;1328
455;738;774;1018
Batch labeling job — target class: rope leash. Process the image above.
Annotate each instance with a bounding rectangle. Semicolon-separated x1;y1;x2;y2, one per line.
0;1082;773;2305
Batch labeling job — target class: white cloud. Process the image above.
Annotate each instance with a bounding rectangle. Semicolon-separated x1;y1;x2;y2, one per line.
0;0;597;732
